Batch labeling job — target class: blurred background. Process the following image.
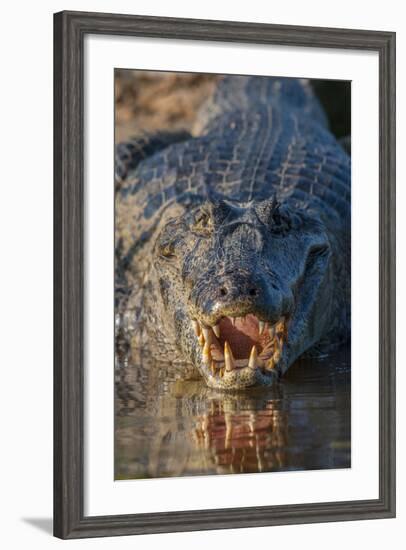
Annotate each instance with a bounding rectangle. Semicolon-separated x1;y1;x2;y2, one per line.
115;69;350;142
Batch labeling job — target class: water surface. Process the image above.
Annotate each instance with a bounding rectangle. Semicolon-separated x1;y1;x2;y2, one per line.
115;347;350;479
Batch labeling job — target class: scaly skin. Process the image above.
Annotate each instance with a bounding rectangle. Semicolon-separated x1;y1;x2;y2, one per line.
115;76;350;390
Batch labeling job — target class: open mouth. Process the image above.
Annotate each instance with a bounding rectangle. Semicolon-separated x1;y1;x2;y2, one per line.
192;314;288;382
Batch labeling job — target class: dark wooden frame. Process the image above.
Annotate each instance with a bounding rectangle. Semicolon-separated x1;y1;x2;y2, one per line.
54;10;396;539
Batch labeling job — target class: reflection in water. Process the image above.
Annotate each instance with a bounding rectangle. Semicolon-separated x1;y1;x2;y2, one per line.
115;345;350;479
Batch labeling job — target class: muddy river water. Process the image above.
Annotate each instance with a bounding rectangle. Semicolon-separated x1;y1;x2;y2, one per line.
115;346;350;479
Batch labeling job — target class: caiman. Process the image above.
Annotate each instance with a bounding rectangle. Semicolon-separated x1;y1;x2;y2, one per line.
115;75;351;390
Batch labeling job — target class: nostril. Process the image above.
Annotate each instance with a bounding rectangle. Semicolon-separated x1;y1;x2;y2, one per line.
219;287;228;297
249;288;258;297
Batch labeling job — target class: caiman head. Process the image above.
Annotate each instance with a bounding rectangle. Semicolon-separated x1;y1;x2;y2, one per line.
152;194;333;390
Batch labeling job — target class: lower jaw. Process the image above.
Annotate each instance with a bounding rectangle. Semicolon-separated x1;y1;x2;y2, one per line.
191;315;289;389
199;356;284;390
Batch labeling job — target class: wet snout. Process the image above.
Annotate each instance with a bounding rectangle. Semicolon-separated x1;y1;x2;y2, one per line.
214;271;265;310
193;269;287;326
188;267;292;384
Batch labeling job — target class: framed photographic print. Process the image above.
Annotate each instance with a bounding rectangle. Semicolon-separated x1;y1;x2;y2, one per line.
54;10;396;539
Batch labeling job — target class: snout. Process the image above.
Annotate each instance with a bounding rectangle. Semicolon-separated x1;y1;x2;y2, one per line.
186;269;293;389
217;275;260;301
190;269;291;326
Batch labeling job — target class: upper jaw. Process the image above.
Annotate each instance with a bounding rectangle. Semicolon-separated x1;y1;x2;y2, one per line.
190;313;289;389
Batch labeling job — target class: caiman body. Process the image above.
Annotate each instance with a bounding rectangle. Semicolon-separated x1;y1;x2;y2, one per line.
115;76;350;390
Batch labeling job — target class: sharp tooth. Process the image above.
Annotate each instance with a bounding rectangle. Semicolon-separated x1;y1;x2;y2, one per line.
248;345;258;369
268;325;275;339
270;328;283;365
192;320;201;337
212;324;220;338
274;349;282;364
202;342;211;365
211;361;216;376
231;317;236;327
259;321;265;335
202;326;213;345
202;327;211;342
276;333;284;351
276;317;285;335
220;367;225;378
267;357;275;370
224;341;235;371
198;333;205;347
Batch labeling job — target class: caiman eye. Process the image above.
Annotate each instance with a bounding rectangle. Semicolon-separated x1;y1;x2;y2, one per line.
256;198;292;235
192;210;213;236
157;236;177;259
156;218;182;260
270;206;291;235
159;243;176;259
